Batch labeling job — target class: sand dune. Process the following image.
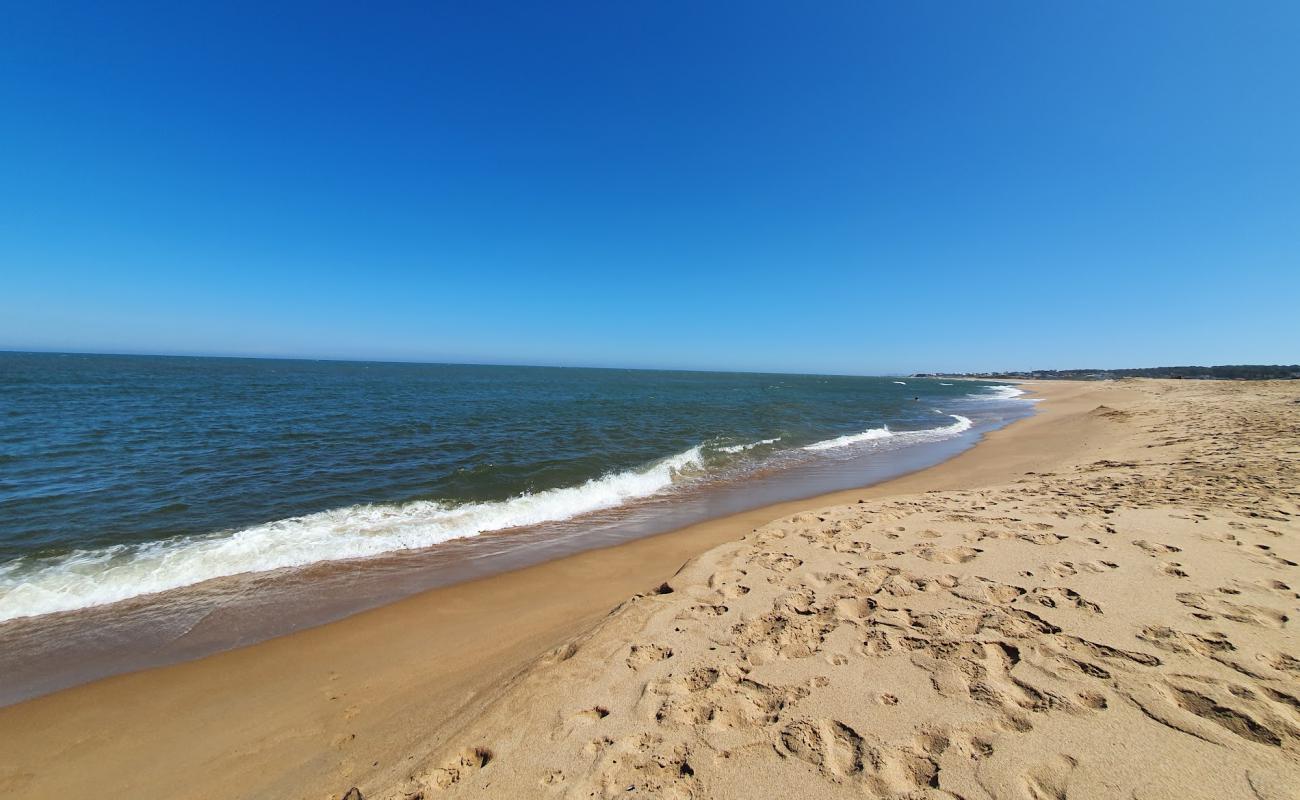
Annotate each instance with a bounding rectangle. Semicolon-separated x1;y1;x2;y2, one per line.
371;380;1299;799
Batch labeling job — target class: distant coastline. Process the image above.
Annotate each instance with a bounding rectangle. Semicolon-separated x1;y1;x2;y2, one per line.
916;363;1300;380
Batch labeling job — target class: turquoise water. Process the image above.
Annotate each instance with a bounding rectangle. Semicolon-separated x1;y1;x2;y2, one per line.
0;353;1025;624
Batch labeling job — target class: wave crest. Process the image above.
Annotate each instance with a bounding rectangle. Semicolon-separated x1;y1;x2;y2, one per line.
970;385;1025;400
717;437;782;454
803;415;972;452
0;446;706;622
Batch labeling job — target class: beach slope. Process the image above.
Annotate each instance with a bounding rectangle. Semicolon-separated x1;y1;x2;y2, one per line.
2;380;1297;799
371;379;1299;799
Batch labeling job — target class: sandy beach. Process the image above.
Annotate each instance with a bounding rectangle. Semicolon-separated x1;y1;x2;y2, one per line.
2;379;1297;799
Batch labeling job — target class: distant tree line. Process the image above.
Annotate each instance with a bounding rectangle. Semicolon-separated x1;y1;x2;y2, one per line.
915;365;1300;381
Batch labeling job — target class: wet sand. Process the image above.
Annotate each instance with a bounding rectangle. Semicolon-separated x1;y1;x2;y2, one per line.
3;379;1297;799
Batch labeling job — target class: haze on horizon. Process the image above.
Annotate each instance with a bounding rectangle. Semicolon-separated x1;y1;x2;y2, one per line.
2;2;1298;375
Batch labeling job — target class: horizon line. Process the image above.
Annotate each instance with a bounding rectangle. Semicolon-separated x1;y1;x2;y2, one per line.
0;347;919;380
5;348;1290;379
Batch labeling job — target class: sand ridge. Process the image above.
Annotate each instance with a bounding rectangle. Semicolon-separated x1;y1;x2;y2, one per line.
373;381;1299;799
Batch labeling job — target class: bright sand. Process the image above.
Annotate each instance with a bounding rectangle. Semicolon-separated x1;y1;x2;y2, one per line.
1;379;1297;798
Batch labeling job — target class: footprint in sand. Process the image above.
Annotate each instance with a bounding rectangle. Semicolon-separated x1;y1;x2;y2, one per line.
626;644;673;669
1133;539;1182;556
676;602;730;620
779;717;947;795
1175;592;1289;628
1138;625;1236;661
1148;677;1296;749
1023;586;1102;614
1017;530;1069;546
572;706;610;723
707;568;751;598
540;769;565;788
950;578;1025;605
1021;753;1077;800
914;545;982;564
415;746;494;791
1049;561;1078;577
755;552;804;574
589;736;700;798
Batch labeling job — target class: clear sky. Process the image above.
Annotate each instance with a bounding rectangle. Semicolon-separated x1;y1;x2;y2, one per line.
2;2;1297;374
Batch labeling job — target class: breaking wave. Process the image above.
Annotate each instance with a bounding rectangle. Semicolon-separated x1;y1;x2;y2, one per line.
803;415;973;452
717;437;782;454
0;446;707;622
0;402;1006;623
970;385;1026;400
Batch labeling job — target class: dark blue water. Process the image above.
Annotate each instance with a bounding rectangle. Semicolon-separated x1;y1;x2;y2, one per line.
0;352;1025;621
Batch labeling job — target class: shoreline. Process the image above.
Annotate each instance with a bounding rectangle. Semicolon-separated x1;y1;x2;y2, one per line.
1;367;1004;631
0;380;1159;798
0;385;1031;707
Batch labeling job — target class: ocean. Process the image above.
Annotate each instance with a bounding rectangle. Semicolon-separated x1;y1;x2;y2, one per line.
0;352;1034;701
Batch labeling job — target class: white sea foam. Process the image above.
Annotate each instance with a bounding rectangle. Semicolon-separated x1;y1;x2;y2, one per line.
802;426;893;451
970;385;1026;400
892;381;907;385
717;437;782;454
0;446;707;622
939;382;953;386
803;415;972;452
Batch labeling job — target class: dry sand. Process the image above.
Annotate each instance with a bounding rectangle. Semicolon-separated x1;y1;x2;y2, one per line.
2;379;1297;799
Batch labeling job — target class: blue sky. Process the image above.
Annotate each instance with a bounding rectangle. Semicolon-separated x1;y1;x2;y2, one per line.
2;2;1297;374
